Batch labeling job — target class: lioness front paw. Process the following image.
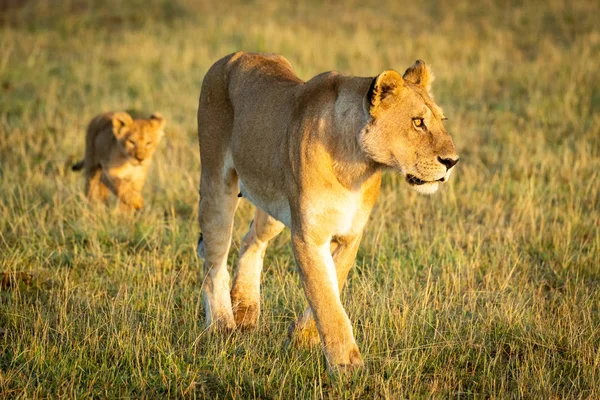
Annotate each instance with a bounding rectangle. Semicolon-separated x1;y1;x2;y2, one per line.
206;314;236;333
325;343;363;371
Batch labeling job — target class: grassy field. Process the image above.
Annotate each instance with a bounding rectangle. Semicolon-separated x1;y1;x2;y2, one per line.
1;0;599;397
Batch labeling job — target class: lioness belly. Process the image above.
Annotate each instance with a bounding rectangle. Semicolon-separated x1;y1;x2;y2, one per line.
230;131;291;227
239;179;292;227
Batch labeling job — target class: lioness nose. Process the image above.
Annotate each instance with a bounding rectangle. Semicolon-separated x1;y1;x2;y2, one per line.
438;156;459;170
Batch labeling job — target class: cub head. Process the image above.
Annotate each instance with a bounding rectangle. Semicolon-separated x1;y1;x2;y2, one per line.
360;60;459;194
112;112;166;165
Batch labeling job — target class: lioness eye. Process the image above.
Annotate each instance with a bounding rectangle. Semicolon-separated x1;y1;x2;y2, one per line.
412;118;425;129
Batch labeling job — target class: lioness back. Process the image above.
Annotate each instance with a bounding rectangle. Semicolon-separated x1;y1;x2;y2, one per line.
73;111;166;211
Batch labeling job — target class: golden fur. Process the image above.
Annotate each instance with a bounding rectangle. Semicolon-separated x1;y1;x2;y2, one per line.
196;52;458;369
73;112;165;211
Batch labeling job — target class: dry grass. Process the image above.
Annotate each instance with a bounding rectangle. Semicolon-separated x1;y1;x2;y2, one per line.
1;0;599;398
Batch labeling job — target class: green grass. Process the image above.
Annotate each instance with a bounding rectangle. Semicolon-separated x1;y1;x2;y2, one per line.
1;0;599;397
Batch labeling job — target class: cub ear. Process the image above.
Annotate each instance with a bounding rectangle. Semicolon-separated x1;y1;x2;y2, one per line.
112;112;133;138
150;112;166;128
150;112;166;137
402;59;434;94
364;70;403;118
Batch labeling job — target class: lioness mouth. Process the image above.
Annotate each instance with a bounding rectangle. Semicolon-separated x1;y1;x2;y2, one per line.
406;174;445;185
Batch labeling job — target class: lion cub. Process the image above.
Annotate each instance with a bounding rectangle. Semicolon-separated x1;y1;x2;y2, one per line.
72;111;165;211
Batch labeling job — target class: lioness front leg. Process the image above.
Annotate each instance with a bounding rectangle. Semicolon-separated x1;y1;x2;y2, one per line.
291;232;363;369
291;234;363;348
231;208;284;330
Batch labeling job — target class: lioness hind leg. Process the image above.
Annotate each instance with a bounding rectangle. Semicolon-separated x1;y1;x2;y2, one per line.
231;208;285;330
198;170;240;331
288;307;320;347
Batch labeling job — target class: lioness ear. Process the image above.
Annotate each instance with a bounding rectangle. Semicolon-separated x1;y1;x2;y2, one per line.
402;60;434;94
364;69;403;118
112;112;133;138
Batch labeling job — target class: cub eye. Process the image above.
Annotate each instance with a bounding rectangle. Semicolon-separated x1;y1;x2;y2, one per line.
127;139;135;146
146;141;152;147
412;118;425;129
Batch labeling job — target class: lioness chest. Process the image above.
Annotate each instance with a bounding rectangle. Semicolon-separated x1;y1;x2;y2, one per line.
241;175;369;237
305;190;369;237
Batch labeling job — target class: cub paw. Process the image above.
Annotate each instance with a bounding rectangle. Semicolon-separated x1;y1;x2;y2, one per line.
119;193;144;211
130;195;144;210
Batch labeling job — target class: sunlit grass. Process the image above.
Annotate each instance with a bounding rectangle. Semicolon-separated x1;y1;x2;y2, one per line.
1;0;599;397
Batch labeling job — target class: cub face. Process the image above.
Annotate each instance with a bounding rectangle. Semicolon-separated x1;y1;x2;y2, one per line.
361;60;459;194
111;112;166;165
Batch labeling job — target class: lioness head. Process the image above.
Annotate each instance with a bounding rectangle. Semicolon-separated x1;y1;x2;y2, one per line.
112;112;166;164
360;60;458;194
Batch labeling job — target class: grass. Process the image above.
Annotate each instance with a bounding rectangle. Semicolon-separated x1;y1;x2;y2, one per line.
1;0;599;397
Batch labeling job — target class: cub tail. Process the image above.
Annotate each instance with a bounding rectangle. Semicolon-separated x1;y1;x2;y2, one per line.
72;160;84;171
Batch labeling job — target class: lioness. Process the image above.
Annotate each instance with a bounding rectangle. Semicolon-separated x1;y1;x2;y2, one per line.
196;52;458;369
72;112;165;211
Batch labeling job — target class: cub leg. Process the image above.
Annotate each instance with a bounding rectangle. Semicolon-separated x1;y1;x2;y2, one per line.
291;232;363;369
290;234;363;347
102;175;144;211
117;181;144;211
198;170;240;331
85;167;110;204
231;208;285;330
